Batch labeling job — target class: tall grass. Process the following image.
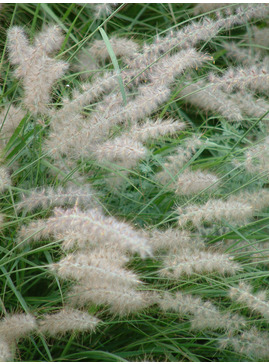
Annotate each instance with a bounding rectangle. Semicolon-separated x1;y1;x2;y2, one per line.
0;3;269;362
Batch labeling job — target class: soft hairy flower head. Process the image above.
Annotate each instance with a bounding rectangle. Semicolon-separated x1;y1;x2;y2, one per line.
0;339;13;362
160;249;241;278
0;313;37;343
17;206;152;257
38;308;100;336
68;280;149;316
50;250;140;287
158;291;246;332
175;169;220;196
178;198;254;227
229;282;269;321
148;228;204;253
16;185;97;213
220;327;269;360
7;25;68;114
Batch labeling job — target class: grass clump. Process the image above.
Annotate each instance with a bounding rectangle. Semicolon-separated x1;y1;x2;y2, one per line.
0;3;269;362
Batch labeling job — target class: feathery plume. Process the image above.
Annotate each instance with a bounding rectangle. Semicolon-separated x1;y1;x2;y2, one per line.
155;135;203;185
229;282;269;321
231;189;269;212
93;3;117;18
101;84;171;128
148;228;204;254
160;249;241;278
223;41;261;66
18;219;48;246
16;185;97;213
243;136;269;175
175;169;220;196
128;118;186;142
244;25;269;50
45;47;208;174
93;137;148;167
38;308;100;335
209;66;269;94
180;79;243;122
44;84;170;167
127;4;269;75
88;36;139;63
0;339;13;362
0;313;36;343
158;291;245;332
68;280;148;316
18;206;152;257
147;49;212;86
7;25;68;114
220;328;269;360
75;48;99;79
235;91;269;119
50;73;119;124
50;250;140;287
76;35;139;79
33;24;65;54
177;197;254;227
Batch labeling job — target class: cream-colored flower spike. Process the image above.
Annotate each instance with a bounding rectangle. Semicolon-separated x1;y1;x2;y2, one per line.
220;327;269;360
0;313;37;343
51;250;140;287
38;308;100;336
177;198;254;227
68;280;149;316
160;249;241;277
229;282;269;321
158;291;246;332
16;185;97;213
7;25;68;114
0;339;13;362
175;169;219;196
17;206;152;257
0;313;36;361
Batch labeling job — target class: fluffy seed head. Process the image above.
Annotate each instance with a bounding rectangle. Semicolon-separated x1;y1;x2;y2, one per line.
68;280;149;316
175;169;219;195
229;282;269;321
38;308;100;336
0;313;36;343
160;249;241;278
0;339;13;362
158;291;246;332
178;198;254;227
